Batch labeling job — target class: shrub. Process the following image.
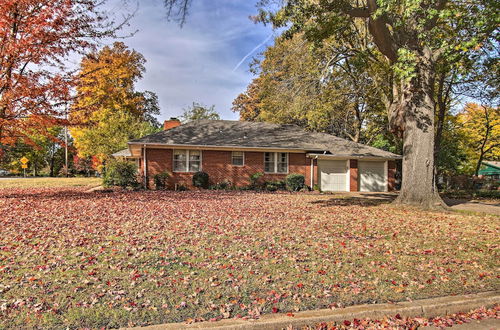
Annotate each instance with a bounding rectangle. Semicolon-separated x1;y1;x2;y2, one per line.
264;180;286;192
103;160;138;188
249;172;264;189
210;181;232;190
176;184;188;191
192;171;209;189
263;182;277;192
154;172;170;190
286;173;305;191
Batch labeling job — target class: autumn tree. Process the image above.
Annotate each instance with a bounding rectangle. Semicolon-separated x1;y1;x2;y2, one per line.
233;32;391;144
232;78;263;122
70;42;160;161
180;102;220;122
457;103;499;176
254;0;498;209
0;0;126;150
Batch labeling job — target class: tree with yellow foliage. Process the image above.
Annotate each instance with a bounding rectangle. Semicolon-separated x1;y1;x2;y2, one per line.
70;42;160;162
457;103;499;175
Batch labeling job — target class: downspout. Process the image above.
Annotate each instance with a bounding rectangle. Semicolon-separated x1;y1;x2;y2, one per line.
310;155;318;188
143;145;147;188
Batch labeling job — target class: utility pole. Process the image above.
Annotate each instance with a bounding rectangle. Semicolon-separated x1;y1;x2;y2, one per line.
65;125;68;177
64;105;69;177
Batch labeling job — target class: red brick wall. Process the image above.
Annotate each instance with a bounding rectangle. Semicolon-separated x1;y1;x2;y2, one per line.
142;148;310;189
350;159;358;192
388;160;396;191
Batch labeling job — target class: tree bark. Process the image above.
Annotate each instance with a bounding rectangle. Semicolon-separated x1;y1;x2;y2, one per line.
393;51;447;209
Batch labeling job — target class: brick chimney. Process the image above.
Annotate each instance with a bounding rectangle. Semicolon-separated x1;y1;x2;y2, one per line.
164;117;181;130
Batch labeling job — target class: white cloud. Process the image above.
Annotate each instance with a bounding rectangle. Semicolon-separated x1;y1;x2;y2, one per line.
102;0;275;121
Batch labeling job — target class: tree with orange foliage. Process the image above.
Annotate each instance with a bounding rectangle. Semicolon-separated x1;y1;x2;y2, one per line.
70;42;160;162
0;0;127;150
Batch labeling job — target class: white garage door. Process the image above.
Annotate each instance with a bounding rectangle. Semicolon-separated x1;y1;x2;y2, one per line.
318;160;348;192
359;161;386;192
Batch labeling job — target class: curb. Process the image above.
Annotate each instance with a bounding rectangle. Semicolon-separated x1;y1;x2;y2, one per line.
129;291;499;330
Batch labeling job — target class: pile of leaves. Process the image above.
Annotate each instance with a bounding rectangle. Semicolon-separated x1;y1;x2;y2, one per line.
293;305;499;329
0;188;498;328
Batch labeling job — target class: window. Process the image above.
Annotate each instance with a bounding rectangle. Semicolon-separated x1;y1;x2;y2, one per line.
188;150;201;172
173;150;186;172
264;152;288;173
173;150;201;172
264;152;275;172
277;152;288;173
232;151;244;166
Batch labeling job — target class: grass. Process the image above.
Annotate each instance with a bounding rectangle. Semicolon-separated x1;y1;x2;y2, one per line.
0;177;101;189
0;188;498;329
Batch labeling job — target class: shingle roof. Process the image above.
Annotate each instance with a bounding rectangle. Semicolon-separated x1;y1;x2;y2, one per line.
111;148;133;158
129;120;401;159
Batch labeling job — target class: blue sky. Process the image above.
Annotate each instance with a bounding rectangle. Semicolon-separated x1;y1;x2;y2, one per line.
102;0;277;121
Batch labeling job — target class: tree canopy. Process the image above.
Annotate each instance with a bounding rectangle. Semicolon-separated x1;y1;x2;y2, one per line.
70;42;160;162
180;102;220;122
0;0;127;149
457;103;499;175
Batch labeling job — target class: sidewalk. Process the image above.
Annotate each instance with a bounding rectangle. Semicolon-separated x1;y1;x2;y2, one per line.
129;291;499;330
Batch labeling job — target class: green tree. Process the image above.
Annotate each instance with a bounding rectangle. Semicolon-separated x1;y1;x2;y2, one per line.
180;102;220;122
233;32;391;144
0;126;69;176
70;42;161;162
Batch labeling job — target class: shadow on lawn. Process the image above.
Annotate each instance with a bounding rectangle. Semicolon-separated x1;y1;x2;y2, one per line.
310;193;397;207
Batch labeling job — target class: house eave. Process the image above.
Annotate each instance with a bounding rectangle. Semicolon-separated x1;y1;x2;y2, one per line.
128;142;314;156
306;153;401;160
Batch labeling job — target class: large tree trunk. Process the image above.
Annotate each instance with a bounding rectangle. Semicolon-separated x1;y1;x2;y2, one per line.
392;51;447;209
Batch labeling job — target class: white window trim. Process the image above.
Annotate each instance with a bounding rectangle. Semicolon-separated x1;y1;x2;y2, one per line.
264;152;289;174
173;149;202;173
231;151;245;166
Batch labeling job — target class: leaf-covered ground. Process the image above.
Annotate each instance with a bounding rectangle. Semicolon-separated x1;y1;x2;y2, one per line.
0;177;100;189
0;188;498;328
294;305;499;329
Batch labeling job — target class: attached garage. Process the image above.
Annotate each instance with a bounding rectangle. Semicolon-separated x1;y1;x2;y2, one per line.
318;159;349;192
358;161;387;192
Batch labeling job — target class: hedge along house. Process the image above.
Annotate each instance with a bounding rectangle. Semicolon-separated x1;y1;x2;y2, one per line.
126;119;401;191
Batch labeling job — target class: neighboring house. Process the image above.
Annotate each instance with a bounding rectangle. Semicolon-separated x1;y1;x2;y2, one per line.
125;119;401;192
478;161;500;180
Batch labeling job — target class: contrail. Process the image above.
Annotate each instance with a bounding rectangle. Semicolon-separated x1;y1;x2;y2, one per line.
232;34;273;72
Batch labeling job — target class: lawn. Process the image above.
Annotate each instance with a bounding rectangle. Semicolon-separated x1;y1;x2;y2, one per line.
0;177;101;189
0;188;498;328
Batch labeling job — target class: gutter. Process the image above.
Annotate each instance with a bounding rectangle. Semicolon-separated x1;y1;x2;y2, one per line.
306;153;402;160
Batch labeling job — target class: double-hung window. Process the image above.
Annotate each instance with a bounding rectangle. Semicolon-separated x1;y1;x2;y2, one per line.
173;150;201;172
231;151;244;166
264;152;288;173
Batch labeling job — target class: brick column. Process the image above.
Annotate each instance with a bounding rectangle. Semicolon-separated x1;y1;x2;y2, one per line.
388;160;396;191
349;159;358;192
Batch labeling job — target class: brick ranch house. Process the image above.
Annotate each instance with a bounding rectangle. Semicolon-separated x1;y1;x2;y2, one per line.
115;119;401;192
